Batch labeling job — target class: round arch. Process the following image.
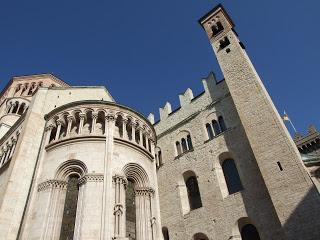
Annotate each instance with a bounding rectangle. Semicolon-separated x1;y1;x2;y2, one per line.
55;159;88;180
122;163;150;188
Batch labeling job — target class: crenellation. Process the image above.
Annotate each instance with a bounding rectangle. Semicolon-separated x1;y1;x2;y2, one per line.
178;88;194;107
159;101;172;120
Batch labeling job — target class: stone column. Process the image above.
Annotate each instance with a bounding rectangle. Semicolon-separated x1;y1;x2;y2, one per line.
135;188;153;240
0;153;3;167
4;144;12;163
79;113;85;134
55;120;62;141
22;105;28;113
9;139;17;159
131;121;136;143
122;118;128;140
38;180;68;240
113;175;127;238
66;116;73;137
101;113;115;239
5;102;11;113
45;125;54;145
16;103;21;114
0;149;6;166
91;113;98;134
138;127;143;147
9;103;16;113
68;174;104;239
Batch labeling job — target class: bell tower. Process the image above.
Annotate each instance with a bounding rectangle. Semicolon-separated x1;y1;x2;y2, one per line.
199;4;320;239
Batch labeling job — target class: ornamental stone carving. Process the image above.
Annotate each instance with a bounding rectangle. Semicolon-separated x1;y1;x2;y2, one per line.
38;179;68;192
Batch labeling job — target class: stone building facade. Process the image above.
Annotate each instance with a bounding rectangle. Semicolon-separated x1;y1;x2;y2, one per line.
294;125;320;191
0;4;320;240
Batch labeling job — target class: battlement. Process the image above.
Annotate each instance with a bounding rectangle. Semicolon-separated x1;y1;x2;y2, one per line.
149;72;229;128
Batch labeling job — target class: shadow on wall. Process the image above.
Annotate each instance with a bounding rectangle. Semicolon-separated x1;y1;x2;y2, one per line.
282;187;320;240
213;90;320;239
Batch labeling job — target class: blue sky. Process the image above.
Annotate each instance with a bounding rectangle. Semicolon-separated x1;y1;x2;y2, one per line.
0;1;319;136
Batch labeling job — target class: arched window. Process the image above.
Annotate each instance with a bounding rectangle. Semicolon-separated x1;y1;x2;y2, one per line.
59;175;79;240
241;224;261;240
176;141;182;155
162;227;170;240
181;138;188;152
126;180;136;239
12;102;19;114
18;103;25;115
21;84;28;96
186;135;193;150
206;123;214;140
212;120;221;135
218;116;227;132
193;232;209;240
185;176;202;210
222;159;243;194
49;127;57;143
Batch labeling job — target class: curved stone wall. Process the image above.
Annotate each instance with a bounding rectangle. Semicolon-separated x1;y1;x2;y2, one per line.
21;101;162;240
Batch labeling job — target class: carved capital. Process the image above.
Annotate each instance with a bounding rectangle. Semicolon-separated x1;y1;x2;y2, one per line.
135;187;154;196
67;115;74;122
113;174;128;187
56;119;63;126
92;112;99;119
105;113;116;122
79;113;86;119
45;124;55;131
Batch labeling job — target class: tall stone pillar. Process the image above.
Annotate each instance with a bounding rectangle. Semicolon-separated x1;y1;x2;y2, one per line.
135;188;153;240
38;180;68;240
101;113;115;239
199;4;320;239
113;175;127;238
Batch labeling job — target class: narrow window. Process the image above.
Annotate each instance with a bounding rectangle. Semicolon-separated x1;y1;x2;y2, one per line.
142;134;146;148
49;127;57;143
158;150;162;166
222;159;243;194
218;116;227;132
176;141;182;156
126;180;136;239
241;224;261;240
12;102;19;114
162;227;170;240
181;138;188;153
59;175;79;240
18;103;25;115
186;135;193;150
186;176;202;210
277;161;283;171
135;130;140;144
212;120;221;136
206;123;214;140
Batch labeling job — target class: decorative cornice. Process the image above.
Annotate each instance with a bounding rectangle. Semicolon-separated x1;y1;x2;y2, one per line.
38;179;68;192
78;174;104;185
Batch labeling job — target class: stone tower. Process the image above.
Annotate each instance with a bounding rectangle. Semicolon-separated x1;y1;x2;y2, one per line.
199;4;320;239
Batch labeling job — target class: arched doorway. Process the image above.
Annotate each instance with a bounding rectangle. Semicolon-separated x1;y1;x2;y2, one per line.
241;224;261;240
